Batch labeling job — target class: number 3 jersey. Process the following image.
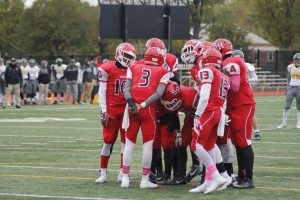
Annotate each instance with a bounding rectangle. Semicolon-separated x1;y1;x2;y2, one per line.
98;61;128;106
127;63;170;106
222;57;255;109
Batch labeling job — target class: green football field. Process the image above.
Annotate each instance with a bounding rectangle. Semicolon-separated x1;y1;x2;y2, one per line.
0;95;299;200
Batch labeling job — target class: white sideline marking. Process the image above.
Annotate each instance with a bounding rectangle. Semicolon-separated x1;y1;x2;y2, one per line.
0;165;142;172
22;143;48;145
0;193;123;200
0;147;98;152
255;155;297;159
0;135;75;139
0;145;19;147
0;118;87;123
0;125;99;130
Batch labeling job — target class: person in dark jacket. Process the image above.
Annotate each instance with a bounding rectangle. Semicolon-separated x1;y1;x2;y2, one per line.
38;60;51;104
82;58;93;104
65;59;78;105
3;58;23;109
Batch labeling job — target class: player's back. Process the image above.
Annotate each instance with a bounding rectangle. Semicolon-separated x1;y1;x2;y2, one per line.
130;63;169;105
179;86;198;113
222;56;255;108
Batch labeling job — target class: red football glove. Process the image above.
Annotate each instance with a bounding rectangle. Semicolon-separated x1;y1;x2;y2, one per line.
101;112;113;128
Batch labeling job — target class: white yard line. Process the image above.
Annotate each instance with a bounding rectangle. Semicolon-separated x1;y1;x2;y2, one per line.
0;193;124;200
0;125;99;129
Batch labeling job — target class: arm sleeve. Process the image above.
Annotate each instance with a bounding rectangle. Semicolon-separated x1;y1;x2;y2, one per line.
98;82;107;112
229;74;240;92
195;83;211;116
248;71;258;84
123;80;133;100
141;83;166;108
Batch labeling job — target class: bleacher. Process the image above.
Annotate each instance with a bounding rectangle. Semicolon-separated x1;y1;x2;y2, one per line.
178;64;288;91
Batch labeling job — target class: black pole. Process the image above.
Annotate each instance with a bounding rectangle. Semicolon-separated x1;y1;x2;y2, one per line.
275;49;278;71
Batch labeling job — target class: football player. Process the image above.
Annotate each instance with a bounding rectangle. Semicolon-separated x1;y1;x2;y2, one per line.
277;52;300;129
233;50;261;140
142;38;180;182
213;38;256;189
150;81;181;185
95;42;136;183
180;39;211;182
121;46;171;188
188;48;230;194
162;83;201;185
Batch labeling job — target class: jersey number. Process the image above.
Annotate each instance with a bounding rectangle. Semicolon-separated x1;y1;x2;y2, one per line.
139;69;151;87
115;79;126;95
219;78;229;99
199;70;209;80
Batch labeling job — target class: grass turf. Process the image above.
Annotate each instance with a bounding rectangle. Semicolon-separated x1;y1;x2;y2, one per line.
0;95;299;200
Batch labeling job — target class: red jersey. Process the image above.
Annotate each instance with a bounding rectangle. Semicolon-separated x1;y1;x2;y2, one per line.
127;63;170;106
155;100;169;117
198;66;230;113
178;86;199;114
98;61;127;106
190;56;202;86
222;57;255;109
165;53;178;73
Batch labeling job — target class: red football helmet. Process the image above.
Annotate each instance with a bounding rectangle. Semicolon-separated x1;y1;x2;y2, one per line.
181;39;203;64
144;47;166;66
115;42;136;68
212;38;233;59
202;48;223;69
202;41;212;48
161;81;182;111
145;38;165;50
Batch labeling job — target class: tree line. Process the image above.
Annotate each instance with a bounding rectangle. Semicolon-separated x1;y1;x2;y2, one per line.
0;0;299;57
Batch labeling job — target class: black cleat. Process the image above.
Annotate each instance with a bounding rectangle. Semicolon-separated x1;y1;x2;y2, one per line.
155;169;164;182
149;172;157;184
53;101;57;104
16;105;21;109
232;177;255;189
167;174;187;185
161;174;171;185
186;164;202;182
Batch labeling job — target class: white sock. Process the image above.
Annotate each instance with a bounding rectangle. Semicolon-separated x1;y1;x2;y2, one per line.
194;144;214;167
282;109;289;124
254;129;260;133
123;138;135;167
213;145;223;164
142;140;153;169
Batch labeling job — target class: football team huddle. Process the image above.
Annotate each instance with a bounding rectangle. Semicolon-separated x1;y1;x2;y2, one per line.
95;37;256;194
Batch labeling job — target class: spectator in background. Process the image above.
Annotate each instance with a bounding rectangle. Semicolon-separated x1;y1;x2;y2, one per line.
82;58;93;104
0;58;6;105
20;58;30;104
65;59;78;105
91;58;99;104
3;58;22;109
38;60;51;104
52;58;67;104
76;61;84;104
27;59;39;104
